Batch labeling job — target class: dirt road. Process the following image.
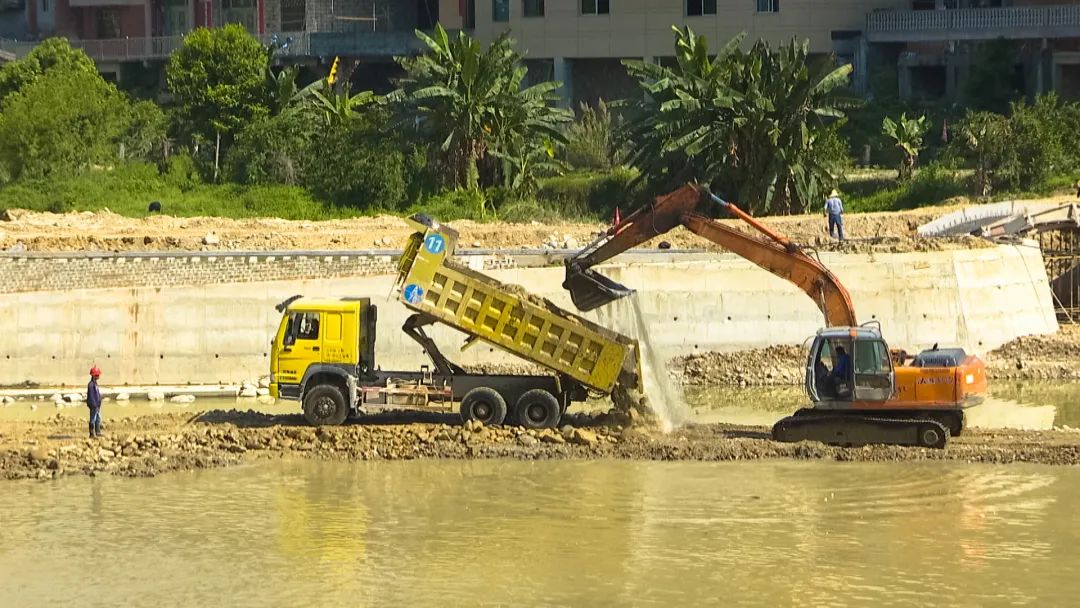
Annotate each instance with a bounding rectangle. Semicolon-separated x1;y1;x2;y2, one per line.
3;409;1079;481
0;198;1024;254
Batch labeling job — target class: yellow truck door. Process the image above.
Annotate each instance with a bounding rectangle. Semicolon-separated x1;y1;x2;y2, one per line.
275;311;324;385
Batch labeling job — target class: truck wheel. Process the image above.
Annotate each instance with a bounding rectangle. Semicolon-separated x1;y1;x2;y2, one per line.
515;389;561;429
303;385;348;426
460;387;507;426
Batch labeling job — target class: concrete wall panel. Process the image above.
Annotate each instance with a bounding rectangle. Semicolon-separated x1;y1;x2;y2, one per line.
0;246;1059;387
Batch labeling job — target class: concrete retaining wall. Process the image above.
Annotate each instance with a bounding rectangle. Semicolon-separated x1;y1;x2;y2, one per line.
0;245;1059;386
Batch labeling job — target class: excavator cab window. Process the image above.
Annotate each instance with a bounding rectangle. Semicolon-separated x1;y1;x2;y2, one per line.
852;339;894;401
807;338;854;402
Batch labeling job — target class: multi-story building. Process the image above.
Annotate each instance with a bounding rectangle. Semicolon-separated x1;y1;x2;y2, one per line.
2;0;1080;104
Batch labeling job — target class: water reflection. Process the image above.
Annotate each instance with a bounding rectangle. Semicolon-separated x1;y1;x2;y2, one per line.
0;460;1076;606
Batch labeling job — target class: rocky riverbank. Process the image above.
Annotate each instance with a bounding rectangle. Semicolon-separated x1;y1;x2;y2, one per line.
672;326;1080;386
3;408;1079;481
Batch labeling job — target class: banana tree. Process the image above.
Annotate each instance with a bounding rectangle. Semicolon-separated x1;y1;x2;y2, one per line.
621;27;856;214
392;24;570;191
882;113;928;181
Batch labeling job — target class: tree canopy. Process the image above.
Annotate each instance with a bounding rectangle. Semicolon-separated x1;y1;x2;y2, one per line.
166;25;270;143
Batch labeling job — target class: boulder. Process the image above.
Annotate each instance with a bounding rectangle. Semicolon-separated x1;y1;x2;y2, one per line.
63;393;84;403
258;377;271;389
115;393;130;401
563;236;579;250
146;390;166;402
238;386;258;398
170;395;196;404
571;428;599;447
256;388;270;397
257;395;276;405
202;232;221;246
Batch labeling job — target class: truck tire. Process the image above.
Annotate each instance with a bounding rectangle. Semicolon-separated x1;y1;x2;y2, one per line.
515;389;561;429
303;384;349;426
460;387;507;426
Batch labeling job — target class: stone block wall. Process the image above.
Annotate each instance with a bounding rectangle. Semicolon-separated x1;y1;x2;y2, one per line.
0;251;521;294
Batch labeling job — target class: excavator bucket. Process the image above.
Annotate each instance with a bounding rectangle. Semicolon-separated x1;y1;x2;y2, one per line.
563;265;635;312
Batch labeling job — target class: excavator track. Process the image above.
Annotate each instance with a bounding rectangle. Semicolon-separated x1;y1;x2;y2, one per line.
772;410;950;449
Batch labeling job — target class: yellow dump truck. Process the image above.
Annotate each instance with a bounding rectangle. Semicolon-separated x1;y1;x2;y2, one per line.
270;214;641;428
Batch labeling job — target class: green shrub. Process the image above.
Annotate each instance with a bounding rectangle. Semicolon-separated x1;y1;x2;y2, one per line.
163;153;202;192
225;111;313;186
535;168;639;220
407;189;490;222
301;121;407;211
563;99;621;171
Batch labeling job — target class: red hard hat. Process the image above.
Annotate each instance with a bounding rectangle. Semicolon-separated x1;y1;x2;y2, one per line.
90;366;101;377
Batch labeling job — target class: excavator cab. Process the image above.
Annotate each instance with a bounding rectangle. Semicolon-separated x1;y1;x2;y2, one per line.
805;327;895;406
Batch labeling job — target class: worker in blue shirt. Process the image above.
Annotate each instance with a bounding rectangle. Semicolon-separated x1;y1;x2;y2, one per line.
832;346;851;391
87;366;103;438
824;189;845;241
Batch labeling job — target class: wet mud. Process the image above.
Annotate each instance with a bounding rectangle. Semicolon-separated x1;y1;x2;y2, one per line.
3;409;1079;482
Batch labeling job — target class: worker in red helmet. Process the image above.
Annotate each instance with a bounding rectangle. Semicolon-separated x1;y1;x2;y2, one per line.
87;366;103;438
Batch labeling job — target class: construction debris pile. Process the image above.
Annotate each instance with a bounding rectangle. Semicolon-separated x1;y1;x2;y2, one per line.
672;345;805;387
986;326;1080;380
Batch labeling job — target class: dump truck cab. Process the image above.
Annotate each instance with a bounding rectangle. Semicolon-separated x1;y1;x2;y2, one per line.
270;297;376;419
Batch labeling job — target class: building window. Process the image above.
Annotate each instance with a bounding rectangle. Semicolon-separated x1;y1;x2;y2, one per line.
581;0;609;14
493;0;509;21
756;0;779;13
686;0;716;15
464;0;476;28
523;0;544;17
41;0;49;12
281;0;306;31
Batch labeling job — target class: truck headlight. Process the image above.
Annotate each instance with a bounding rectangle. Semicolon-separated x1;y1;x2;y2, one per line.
965;374;974;385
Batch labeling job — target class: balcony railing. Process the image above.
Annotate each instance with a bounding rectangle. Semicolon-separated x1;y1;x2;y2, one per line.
0;32;310;62
866;5;1080;42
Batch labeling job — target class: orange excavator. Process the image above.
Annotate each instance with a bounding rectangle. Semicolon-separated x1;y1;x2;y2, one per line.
563;183;987;448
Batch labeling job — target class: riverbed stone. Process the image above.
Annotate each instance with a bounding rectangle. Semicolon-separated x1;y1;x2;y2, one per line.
257;395;275;405
256;388;270;397
517;434;539;447
238;386;258;398
258;377;271;389
572;428;599;447
147;391;166;402
115;393;130;401
170;395;196;404
202;232;220;246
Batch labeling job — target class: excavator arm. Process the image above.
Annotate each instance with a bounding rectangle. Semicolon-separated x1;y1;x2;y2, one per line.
563;183;858;327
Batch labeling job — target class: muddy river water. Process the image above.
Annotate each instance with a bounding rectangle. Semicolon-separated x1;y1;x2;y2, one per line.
2;458;1079;606
2;383;1080;606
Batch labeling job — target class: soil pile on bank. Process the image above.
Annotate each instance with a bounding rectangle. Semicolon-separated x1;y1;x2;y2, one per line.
986;326;1080;380
0;202;1003;254
672;346;805;387
3;409;1080;481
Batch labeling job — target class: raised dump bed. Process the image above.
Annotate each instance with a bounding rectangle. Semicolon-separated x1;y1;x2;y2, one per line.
396;214;640;395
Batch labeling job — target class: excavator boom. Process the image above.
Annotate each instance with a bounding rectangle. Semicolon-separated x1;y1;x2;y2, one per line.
564;183;858;327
